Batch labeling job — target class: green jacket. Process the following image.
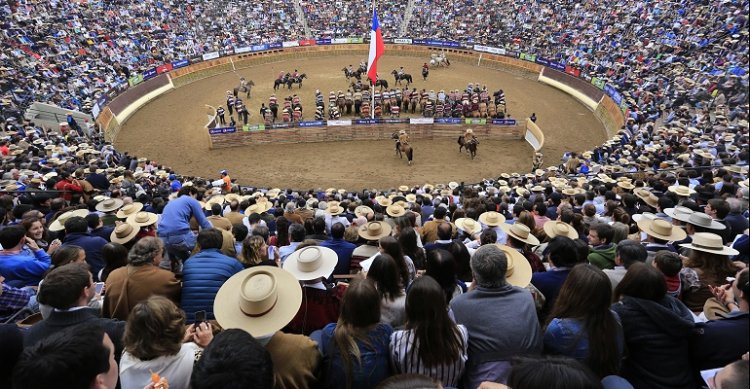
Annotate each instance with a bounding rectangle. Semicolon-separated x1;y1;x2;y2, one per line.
588;243;617;269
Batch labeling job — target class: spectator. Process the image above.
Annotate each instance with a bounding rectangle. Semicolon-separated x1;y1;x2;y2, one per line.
157;186;213;272
61;216;108;281
531;236;579;318
424;248;466;303
603;240;647;292
320;222;357;276
367;254;407;328
680;233;742;312
191;329;274;389
0;225;51;287
587;224;616;270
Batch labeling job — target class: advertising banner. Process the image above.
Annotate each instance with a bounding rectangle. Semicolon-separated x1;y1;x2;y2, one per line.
270;123;291;129
202;51;220;61
269;42;283;49
242;124;265;131
381;118;410;124
473;45;506;55
298;39;317;46
298;120;326;127
315;38;332;45
435;118;462;124
282;41;300;48
491;119;517;126
128;74;144;87
347;37;364;43
564;65;581;78
171;59;189;69
156;63;173;75
465;118;487;125
409;117;434;124
142;68;157;80
604;84;622;105
327;119;353;126
353;118;380;125
393;38;413;44
332;38;349;44
208;127;237;135
548;61;566;72
519;52;537;62
234;46;253;54
251;44;269;52
591;77;606;89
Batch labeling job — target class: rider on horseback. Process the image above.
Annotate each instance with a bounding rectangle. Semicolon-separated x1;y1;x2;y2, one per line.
398;67;405;77
292;69;299;79
398;129;410;146
464;128;478;144
278;71;285;80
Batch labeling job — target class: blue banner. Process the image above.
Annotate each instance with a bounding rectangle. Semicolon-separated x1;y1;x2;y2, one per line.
251;44;270;52
171;59;189;69
491;119;517;126
142;68;157;80
536;57;550;67
298;120;325;127
434;118;462;124
604;84;622;105
381;118;410;124
353;118;381;125
208;126;237;135
549;61;566;72
268;42;283;49
315;38;332;45
270;122;291;129
412;39;461;48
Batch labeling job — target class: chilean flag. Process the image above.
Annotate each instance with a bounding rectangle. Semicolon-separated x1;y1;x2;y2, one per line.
366;10;385;85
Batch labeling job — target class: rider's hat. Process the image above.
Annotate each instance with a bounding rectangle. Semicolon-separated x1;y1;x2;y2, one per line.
399;129;406;135
466;129;474;134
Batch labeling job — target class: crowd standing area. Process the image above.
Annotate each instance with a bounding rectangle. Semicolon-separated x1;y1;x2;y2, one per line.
0;0;750;388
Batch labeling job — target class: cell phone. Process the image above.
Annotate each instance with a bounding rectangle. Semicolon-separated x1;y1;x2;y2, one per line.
194;310;206;324
94;282;105;294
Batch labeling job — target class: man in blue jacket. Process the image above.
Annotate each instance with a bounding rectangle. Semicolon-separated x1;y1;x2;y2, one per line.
62;216;107;281
181;229;243;323
157;186;213;272
320;222;355;277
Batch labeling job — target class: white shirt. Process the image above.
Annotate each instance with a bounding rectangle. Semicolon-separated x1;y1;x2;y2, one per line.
120;342;201;389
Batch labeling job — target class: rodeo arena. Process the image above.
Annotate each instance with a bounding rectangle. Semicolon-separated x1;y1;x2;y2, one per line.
1;0;750;389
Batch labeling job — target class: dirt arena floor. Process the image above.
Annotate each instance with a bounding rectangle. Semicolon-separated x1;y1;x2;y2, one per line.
115;55;606;190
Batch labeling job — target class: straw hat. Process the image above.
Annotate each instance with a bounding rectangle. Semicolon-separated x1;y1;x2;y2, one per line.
327;202;345;216
354;205;374;218
398;185;410;193
455;218;482;235
664;206;695;222
214;267;302;337
126;211;158;227
543;221;579;240
95;198;123;213
245;202;270;215
375;196;392;207
684;212;726;230
405;194;417;203
530;185;545;192
667;185;696;197
448;181;459;190
48;209;90;232
680;232;739;256
631;212;657;222
634;189;659;209
203;195;226;210
386;204;406;217
617;181;635;190
116;203;143;219
225;193;242;203
358;221;392;241
478;211;506;226
282;246;338;281
110;223;140;245
493;244;532;287
501;224;540;246
637;218;687;241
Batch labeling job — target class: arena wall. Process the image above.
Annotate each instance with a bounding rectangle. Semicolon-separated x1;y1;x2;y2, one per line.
105;43;625;148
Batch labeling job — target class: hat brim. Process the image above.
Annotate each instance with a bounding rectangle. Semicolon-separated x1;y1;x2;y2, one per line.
501;224;540;246
48;209;90;231
542;221;579;240
494;244;532;287
679;242;739;256
110;224;140;244
282;246;338;281
637;219;687;241
358;222;393;241
455;218;482;235
115;203;144;218
95;199;124;212
354;206;373;218
478;212;506;226
126;213;158;227
214;267;302;338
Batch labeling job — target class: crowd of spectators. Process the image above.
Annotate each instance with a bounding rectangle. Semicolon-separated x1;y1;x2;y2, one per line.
0;0;749;388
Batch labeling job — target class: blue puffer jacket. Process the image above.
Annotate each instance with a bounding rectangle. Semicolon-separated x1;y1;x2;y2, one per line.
181;249;244;323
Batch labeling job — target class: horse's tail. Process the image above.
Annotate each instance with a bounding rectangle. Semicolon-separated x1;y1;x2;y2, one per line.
457;135;464;144
406;147;413;161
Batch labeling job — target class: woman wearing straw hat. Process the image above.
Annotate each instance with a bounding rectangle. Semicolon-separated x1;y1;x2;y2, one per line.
679;232;742;312
502;223;545;273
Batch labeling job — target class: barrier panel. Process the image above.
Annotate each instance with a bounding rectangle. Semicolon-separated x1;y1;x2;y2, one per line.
207;122;525;149
595;96;626;138
107;74;171;117
525;119;545;151
541;68;605;103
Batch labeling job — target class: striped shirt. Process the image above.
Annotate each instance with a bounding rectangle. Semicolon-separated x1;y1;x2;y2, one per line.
390;325;469;387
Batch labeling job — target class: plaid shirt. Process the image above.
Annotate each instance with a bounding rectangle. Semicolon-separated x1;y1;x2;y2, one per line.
0;284;33;321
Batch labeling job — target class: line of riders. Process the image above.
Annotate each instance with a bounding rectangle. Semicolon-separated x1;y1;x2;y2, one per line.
274;70;308;90
258;84;509;124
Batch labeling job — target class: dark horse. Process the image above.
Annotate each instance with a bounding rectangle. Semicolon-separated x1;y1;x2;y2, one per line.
458;135;478;160
422;67;429;81
273;74;290;90
286;73;307;89
391;132;414;165
391;70;413;86
374;79;389;90
342;67;363;80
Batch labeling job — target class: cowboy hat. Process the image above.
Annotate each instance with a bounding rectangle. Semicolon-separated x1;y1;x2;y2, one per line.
354;205;374;218
543;221;579;240
246;202;270;215
110;223;140;245
398;185;410;193
617;181;635;190
224;193;242;203
634;189;659;209
95;198;123;213
478;211;506;227
448;181;459;190
214;267;302;338
664;206;695;222
667;185;696;197
375;196;392;207
116;202;143;219
48;209;90;232
680;232;738;256
358;221;392;241
327;202;345;216
631;212;657;223
386;204;406;218
637;218;687;241
493;244;532;287
283;246;338;281
203;195;226;210
455;218;482;235
501;223;540;246
405;194;417;203
126;211;158;227
684;212;726;230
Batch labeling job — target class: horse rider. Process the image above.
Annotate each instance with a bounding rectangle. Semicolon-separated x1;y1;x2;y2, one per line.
359;59;367;71
292;69;299;79
347;64;354;75
398;129;410;147
464;128;478;145
278;71;285;80
398;67;405;77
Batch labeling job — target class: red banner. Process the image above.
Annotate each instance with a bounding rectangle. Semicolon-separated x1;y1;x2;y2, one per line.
156;63;173;74
564;65;581;78
298;39;317;46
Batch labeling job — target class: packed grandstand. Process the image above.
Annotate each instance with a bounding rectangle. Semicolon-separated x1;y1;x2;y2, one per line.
0;0;749;388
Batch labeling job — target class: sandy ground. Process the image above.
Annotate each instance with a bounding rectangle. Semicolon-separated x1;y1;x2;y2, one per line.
115;55;605;190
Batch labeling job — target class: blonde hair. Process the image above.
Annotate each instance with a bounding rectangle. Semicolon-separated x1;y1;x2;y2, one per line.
239;235;265;266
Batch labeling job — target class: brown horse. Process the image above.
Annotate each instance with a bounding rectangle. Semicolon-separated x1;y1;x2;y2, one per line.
458;135;478;160
391;132;414;165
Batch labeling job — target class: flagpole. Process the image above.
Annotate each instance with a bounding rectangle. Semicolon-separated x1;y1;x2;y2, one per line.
371;0;376;119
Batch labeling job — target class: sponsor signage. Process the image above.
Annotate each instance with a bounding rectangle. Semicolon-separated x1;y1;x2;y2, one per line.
564;65;581;78
251;44;269;52
242;124;265;131
128;74;144;87
347;37;364;43
473;45;505;55
393;38;413;44
465;118;487;125
519;52;537;62
435;118;462;124
298;120;325;127
202;51;220;61
604;84;622;105
209;126;237;135
382;118;409;124
591;77;606;89
298;39;317;46
268;42;283;49
491;119;517;125
548;61;565;72
332;38;349;44
409;117;434;124
142;68;157;80
327;119;352;126
353;118;380;125
235;46;253;54
171;59;189;68
282;41;299;48
270;122;291;129
316;38;332;45
156;63;173;75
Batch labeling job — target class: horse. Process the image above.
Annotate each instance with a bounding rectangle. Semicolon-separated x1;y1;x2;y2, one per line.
391;132;414;165
429;53;450;67
233;79;255;99
391;70;413;86
286;73;307;89
342;67;362;80
374;79;388;90
273;74;289;90
422;67;429;81
457;135;478;160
